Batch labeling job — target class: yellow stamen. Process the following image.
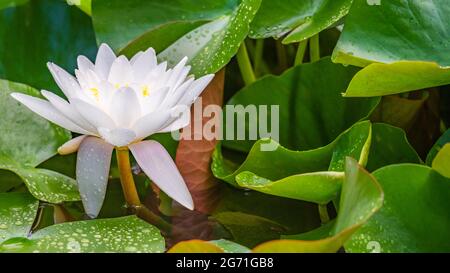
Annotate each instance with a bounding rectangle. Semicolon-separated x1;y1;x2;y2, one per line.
142;85;150;97
89;87;99;100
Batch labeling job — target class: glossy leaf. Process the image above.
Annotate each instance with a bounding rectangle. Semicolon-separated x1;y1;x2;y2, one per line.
0;80;78;202
222;57;379;152
235;171;344;205
0;192;38;243
9;167;79;204
346;164;450;253
159;0;262;77
249;0;352;43
0;0;97;94
253;157;383;253
92;0;239;53
212;121;371;186
333;0;450;96
1;216;165;253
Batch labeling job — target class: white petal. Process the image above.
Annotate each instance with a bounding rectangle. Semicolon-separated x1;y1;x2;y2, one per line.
76;137;113;218
72;98;116;129
58;135;88;155
95;43;116;79
160;78;194;109
77;55;95;72
131;110;172;140
108;55;133;85
144;86;170;113
11;93;90;134
167;57;189;88
107;87;141;128
130;51;143;65
41;90;97;134
47;62;81;99
132;48;157;80
98;127;136;147
179;74;214;105
158;107;191;133
129;140;194;210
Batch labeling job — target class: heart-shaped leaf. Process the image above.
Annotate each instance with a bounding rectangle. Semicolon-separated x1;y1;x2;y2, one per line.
345;164;450;253
0;80;79;202
1;216;165;253
168;239;251;253
252;157;383;253
222;57;379;152
0;0;97;94
249;0;352;44
158;0;262;77
92;0;240;54
0;192;38;243
213;121;371;186
333;0;450;96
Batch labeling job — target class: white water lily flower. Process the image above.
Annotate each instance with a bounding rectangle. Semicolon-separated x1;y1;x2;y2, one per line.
11;44;214;218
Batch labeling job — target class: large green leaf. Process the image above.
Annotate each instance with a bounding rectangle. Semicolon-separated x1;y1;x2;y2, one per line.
231;121;372;203
0;0;97;94
92;0;239;53
213;121;371;186
0;80;79;203
332;0;450;96
0;216;165;253
222;57;379;152
0;192;38;243
158;0;262;77
253;157;383;253
345;164;450;253
236;171;344;205
249;0;352;43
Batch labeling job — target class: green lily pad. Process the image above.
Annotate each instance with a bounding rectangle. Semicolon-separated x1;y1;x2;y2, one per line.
332;0;450;96
0;216;165;253
92;0;239;54
252;157;383;253
222;57;379;152
212;121;371;186
9;167;79;204
345;164;450;253
0;80;79;202
249;0;352;44
236;171;344;205
432;144;450;178
0;0;97;94
0;192;38;243
158;0;262;76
